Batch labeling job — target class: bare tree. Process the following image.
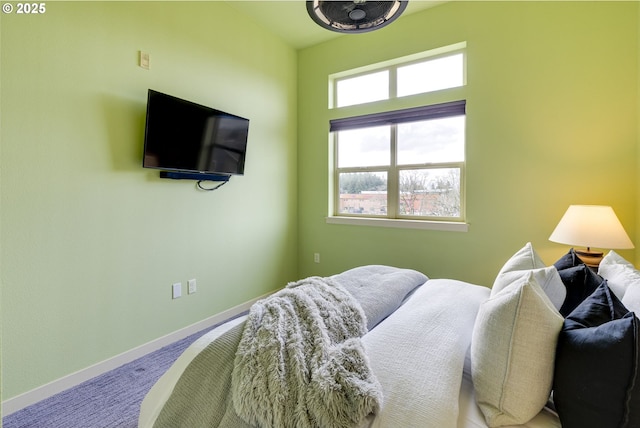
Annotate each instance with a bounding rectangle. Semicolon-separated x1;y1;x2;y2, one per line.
399;170;429;215
429;169;460;217
399;169;460;217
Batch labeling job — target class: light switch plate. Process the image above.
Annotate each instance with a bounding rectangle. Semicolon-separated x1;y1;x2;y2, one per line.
172;283;182;299
139;51;150;69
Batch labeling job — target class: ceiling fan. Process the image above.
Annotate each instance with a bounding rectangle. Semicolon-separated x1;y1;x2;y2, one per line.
306;1;409;33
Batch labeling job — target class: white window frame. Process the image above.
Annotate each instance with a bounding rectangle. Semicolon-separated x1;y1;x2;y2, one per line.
331;102;466;220
327;43;468;232
329;42;467;109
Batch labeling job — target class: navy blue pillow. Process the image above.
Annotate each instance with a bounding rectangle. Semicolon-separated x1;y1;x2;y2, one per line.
553;283;640;428
553;248;583;270
557;264;605;317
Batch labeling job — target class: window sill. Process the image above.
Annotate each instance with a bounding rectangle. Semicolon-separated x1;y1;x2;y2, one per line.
325;216;469;232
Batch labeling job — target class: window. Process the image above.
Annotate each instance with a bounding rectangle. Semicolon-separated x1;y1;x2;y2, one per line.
329;44;467;227
336;71;389;108
397;53;464;97
330;47;465;109
332;101;465;221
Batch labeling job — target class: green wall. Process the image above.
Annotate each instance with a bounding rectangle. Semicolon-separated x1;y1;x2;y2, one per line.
298;1;639;285
0;2;298;399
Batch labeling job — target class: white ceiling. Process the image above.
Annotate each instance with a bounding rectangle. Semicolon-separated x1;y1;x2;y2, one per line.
226;1;444;49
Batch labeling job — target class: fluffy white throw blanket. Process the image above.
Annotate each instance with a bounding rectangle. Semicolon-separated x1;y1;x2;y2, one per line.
231;276;382;428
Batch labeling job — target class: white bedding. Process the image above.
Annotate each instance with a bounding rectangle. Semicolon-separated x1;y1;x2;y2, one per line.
361;279;488;428
139;278;562;428
139;316;247;428
458;371;561;428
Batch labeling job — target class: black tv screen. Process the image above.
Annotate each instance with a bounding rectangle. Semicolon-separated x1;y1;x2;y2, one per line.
143;89;249;176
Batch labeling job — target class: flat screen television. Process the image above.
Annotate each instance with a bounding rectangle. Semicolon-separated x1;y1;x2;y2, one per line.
143;89;249;177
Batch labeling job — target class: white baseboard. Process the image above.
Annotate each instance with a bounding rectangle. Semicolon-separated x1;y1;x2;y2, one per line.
2;292;271;416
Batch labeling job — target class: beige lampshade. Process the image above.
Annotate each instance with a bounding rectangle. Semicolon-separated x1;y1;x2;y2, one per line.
549;205;634;250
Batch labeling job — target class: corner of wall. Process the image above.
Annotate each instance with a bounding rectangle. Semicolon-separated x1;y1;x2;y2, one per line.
1;10;4;426
637;2;640;267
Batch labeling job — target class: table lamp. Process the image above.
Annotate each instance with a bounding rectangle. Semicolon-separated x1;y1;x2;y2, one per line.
549;205;634;267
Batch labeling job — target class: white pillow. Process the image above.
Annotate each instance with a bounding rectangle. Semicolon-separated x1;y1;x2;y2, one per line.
492;242;566;311
472;272;564;427
493;242;545;273
598;250;640;302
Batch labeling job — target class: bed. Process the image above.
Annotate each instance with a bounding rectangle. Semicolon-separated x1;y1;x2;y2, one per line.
139;244;640;428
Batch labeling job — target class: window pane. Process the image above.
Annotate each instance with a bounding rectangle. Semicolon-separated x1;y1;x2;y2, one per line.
336;70;389;108
397;53;464;97
399;168;460;217
337;126;391;168
338;172;387;215
397;116;465;165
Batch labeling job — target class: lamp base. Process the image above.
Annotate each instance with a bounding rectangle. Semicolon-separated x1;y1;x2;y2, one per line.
574;248;604;268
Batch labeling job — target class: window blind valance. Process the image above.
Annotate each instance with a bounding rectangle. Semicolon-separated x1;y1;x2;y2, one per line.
330;100;466;132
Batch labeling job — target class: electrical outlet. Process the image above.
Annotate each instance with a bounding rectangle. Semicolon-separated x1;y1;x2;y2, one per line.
172;283;182;299
314;253;320;263
188;278;197;294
